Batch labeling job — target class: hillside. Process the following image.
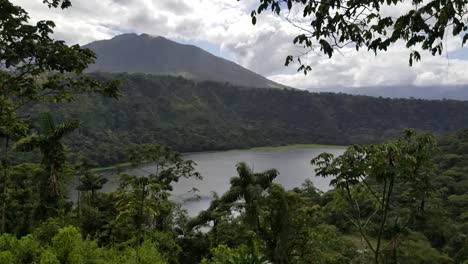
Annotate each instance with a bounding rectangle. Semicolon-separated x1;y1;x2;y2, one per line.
347;85;468;100
37;73;468;166
84;33;285;89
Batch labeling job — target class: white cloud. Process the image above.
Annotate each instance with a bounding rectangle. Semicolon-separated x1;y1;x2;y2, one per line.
270;45;468;91
12;0;468;91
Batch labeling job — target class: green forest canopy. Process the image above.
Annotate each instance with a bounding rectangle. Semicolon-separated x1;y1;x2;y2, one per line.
36;73;468;166
1;0;468;263
1;129;468;263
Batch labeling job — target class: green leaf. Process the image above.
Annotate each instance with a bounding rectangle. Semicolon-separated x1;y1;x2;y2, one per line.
285;55;294;66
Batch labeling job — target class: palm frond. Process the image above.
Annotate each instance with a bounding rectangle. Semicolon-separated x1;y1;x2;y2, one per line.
256;169;278;189
230;176;243;187
14;134;42;152
236;162;253;181
53;119;80;139
187;210;215;229
221;187;242;204
40;112;56;135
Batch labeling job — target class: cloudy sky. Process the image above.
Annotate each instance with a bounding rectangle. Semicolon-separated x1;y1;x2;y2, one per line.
14;0;468;91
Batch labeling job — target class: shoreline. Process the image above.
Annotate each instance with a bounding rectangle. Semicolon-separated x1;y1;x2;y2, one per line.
92;143;346;173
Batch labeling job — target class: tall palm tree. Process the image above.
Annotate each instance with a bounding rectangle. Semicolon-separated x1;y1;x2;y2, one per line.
221;162;278;231
15;112;80;197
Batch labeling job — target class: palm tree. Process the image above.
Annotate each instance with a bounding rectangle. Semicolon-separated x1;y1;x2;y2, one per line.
187;192;230;239
15;112;80;197
76;171;107;205
221;162;278;231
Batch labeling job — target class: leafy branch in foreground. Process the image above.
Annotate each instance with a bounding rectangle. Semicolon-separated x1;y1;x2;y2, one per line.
0;0;119;135
244;0;468;72
0;0;119;224
312;129;437;263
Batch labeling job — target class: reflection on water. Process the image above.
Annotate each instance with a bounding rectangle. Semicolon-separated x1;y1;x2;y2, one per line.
85;147;344;216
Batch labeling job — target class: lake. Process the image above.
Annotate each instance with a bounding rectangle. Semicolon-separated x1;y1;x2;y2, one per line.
96;147;345;216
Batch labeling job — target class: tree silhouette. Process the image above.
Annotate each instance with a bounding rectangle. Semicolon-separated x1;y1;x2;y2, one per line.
77;170;107;205
221;162;278;231
16;113;79;197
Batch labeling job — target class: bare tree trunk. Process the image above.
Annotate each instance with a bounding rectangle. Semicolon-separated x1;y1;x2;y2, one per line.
1;137;9;233
77;190;81;220
136;184;147;264
375;176;395;264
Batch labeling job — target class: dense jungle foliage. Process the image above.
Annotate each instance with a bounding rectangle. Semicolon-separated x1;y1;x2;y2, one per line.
0;129;467;263
1;1;467;263
31;73;468;166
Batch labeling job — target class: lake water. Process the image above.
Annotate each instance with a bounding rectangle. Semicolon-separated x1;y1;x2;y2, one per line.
98;147;345;216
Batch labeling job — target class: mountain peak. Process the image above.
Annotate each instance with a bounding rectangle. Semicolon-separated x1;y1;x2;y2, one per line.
108;33;167;43
84;33;286;89
111;32;139;39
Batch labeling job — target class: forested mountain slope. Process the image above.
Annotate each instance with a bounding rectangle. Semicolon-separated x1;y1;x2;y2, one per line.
347;85;468;100
84;33;284;89
41;73;468;166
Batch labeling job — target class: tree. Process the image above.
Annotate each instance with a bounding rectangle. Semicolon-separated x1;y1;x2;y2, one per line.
15;113;79;212
75;158;107;207
116;174;170;247
201;244;269;264
246;0;468;72
115;144;201;251
186;192;223;230
4;163;43;236
0;0;118;191
127;144;202;193
311;129;438;263
257;183;357;263
0;0;118;131
0;0;119;223
76;170;107;205
219;162;278;232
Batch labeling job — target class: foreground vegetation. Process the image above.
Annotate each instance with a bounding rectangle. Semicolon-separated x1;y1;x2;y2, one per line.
0;129;467;263
0;1;467;263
